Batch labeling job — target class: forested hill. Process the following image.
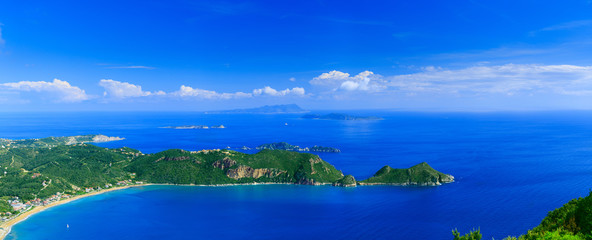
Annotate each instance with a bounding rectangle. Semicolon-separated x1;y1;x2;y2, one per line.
0;135;453;213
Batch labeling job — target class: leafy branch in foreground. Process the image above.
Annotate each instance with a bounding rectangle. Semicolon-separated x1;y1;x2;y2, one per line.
453;228;482;240
455;191;592;240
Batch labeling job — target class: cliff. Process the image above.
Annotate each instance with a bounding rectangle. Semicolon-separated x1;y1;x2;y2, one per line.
126;149;344;185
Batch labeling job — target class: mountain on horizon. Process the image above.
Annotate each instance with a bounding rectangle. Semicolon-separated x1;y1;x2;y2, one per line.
205;104;309;114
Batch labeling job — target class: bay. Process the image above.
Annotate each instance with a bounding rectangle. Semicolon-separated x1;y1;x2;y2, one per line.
2;111;592;239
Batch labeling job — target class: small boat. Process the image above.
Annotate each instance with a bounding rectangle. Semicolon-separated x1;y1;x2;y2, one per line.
66;224;69;228
285;123;288;126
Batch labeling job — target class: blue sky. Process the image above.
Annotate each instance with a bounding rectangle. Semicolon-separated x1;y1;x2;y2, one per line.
1;0;592;111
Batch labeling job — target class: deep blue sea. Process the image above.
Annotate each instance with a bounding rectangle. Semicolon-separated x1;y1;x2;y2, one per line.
2;111;592;240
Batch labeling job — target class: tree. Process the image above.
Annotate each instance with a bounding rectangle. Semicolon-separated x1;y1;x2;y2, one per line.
453;229;482;240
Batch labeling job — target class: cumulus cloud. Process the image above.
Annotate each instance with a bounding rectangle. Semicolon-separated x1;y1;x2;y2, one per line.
98;80;306;100
289;77;296;82
173;85;252;99
310;70;386;92
310;70;351;87
0;79;89;102
311;64;592;97
99;79;165;98
252;86;306;96
388;64;592;96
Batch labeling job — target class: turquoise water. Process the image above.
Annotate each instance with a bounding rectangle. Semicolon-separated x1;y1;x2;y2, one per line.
3;111;592;239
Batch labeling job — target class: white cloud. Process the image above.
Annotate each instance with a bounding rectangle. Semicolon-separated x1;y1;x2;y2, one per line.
311;65;592;97
0;79;89;102
99;79;165;98
289;77;296;82
388;64;592;96
252;86;306;96
310;70;351;87
173;85;305;99
173;85;252;99
310;70;386;92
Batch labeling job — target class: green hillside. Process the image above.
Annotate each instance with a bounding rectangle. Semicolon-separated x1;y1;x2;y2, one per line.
359;162;454;186
126;149;344;185
0;135;455;216
0;144;136;200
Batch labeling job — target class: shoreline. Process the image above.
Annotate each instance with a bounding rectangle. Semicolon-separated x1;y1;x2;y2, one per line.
0;180;450;239
0;182;328;239
0;184;146;240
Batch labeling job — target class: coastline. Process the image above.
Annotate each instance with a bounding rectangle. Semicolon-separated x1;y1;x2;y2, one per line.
0;184;146;240
0;182;329;239
0;180;449;239
147;182;334;187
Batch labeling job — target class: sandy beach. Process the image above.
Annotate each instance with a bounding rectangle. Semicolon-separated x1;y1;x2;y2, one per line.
0;182;329;239
0;184;145;240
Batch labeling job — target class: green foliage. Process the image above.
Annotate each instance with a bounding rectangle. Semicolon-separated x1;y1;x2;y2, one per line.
0;144;134;200
575;192;592;238
510;193;592;240
126;149;344;185
0;199;13;213
452;229;482;240
472;192;592;240
334;175;357;186
1;135;106;149
0;168;46;200
126;149;232;185
359;162;454;185
0;137;348;202
256;142;300;151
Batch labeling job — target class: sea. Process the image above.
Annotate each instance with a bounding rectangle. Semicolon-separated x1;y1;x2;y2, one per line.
2;111;592;240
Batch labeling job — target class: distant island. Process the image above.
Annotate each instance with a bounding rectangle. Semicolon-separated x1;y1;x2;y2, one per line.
256;142;341;153
0;134;124;148
0;135;453;238
161;125;226;129
206;104;309;114
302;113;383;121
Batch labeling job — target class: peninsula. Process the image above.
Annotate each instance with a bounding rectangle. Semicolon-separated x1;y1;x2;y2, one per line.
0;134;124;148
0;135;453;238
